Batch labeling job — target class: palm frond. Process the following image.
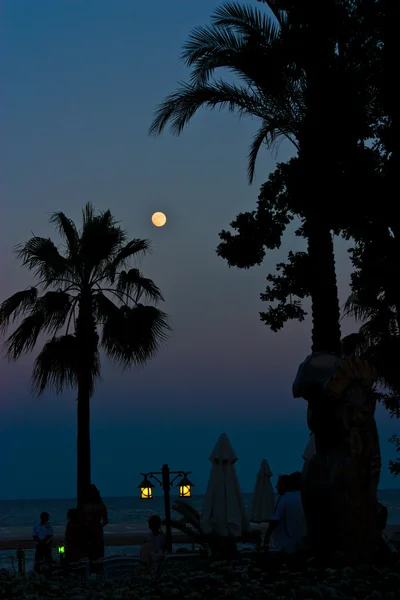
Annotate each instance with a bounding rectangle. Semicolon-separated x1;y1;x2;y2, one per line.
101;302;170;368
80;206;127;276
170;500;205;546
82;202;95;227
172;499;203;532
169;518;207;549
116;269;164;303
15;237;70;285
171;499;220;557
4;291;73;360
4;312;45;360
344;292;393;324
49;212;79;257
36;291;74;334
181;0;295;97
183;23;242;65
183;24;243;84
248;114;300;182
213;2;278;40
183;24;280;92
149;80;264;137
102;239;151;282
248;121;279;183
257;0;287;26
358;315;397;347
31;335;81;395
0;288;38;334
93;291;120;324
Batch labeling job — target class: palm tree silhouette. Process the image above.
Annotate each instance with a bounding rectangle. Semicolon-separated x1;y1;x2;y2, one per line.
149;1;374;355
0;203;171;504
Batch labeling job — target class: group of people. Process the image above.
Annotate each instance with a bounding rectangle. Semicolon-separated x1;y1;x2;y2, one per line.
32;473;307;573
265;471;306;555
32;484;166;575
32;484;108;574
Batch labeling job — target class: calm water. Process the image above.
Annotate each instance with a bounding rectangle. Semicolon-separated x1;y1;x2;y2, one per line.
1;490;399;571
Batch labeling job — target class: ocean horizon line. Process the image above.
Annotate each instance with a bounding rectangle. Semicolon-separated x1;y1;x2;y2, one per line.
1;488;399;503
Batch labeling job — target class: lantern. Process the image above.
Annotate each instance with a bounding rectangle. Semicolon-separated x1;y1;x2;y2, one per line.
139;476;154;499
178;475;194;498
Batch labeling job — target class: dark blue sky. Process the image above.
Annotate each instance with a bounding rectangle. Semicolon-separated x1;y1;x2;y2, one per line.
1;0;398;500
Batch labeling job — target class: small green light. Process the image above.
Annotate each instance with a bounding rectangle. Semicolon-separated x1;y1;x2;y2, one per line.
58;545;65;554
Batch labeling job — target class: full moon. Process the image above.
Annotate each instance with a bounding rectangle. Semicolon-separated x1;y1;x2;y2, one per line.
151;212;167;227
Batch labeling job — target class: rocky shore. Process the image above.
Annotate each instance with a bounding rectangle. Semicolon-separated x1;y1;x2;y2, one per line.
1;554;399;600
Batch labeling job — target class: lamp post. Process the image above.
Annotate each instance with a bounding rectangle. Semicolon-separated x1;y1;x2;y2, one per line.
139;464;194;553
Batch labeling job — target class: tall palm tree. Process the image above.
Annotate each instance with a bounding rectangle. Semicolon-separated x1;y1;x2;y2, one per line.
0;204;170;505
149;1;371;355
149;1;382;561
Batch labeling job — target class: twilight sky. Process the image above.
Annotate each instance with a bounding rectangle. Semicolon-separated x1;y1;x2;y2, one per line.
1;0;398;500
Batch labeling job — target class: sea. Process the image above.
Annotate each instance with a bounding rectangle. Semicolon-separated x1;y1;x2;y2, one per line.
0;490;399;572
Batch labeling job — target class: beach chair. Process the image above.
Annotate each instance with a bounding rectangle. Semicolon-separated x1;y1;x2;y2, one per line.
101;555;143;581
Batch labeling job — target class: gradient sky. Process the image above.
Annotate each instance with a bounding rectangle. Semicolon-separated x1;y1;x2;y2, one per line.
1;0;398;500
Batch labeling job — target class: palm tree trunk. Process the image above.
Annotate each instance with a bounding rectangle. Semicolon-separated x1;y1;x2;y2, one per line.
75;292;97;507
299;5;381;563
300;0;342;355
301;187;382;564
77;382;91;508
306;217;342;354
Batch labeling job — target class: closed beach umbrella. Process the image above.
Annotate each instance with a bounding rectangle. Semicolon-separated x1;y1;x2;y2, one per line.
302;433;316;461
201;433;250;537
249;459;275;523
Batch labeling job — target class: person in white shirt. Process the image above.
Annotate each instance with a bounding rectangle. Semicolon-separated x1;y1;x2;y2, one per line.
32;511;54;573
265;472;306;554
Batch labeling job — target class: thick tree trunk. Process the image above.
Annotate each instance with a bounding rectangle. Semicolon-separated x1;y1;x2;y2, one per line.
302;359;383;564
298;0;341;355
298;2;381;564
301;224;383;563
306;219;342;354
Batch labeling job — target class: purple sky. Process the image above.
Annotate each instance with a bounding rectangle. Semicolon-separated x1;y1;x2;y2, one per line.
1;0;398;500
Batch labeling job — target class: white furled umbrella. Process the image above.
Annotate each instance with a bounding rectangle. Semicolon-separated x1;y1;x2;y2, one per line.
201;433;251;538
249;459;275;523
302;433;316;461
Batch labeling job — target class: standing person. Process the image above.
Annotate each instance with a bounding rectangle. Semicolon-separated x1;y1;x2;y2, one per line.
82;484;108;570
64;508;87;565
32;512;54;574
140;515;166;571
265;472;306;554
263;475;290;546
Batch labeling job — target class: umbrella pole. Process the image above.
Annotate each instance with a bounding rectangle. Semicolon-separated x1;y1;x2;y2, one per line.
162;464;173;553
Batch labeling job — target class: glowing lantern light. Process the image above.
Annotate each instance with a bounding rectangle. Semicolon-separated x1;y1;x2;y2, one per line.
139;476;154;500
178;475;194;498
